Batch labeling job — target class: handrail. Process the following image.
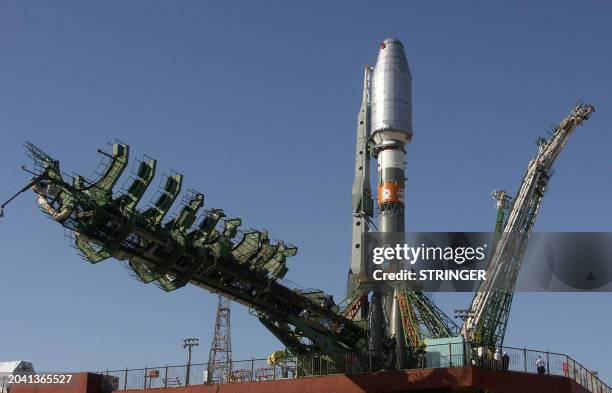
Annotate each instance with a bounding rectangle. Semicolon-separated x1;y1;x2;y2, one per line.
82;343;609;392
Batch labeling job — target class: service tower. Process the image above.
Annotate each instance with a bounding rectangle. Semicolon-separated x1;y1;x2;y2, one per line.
370;38;412;364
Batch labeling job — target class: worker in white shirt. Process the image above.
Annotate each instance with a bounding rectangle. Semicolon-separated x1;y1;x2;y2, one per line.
493;348;502;369
536;355;546;374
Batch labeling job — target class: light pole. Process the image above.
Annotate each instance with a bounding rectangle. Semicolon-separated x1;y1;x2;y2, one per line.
183;338;199;386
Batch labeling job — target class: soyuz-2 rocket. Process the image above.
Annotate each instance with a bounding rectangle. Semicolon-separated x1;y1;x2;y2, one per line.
348;38;412;362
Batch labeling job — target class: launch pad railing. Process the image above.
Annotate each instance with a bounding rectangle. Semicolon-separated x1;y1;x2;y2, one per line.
73;343;610;392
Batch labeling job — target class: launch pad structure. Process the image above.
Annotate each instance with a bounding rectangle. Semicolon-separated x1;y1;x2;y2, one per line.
1;38;608;392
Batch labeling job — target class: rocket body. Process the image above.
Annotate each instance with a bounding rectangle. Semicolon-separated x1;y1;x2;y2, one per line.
371;37;411;240
370;38;412;363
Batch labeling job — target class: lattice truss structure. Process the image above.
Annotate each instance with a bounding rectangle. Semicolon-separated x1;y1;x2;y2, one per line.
462;103;595;347
338;272;458;356
208;295;232;384
395;285;459;349
23;141;367;357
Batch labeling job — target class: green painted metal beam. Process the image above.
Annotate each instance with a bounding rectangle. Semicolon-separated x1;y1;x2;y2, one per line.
23;141;368;358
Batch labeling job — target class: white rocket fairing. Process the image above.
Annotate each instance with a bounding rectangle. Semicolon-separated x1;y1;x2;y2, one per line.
371;38;413;139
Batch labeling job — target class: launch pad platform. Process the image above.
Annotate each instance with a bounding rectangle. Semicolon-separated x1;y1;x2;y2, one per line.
8;368;595;393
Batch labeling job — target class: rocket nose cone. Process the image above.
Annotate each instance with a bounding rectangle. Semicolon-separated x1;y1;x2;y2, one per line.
376;38;410;72
380;38;404;49
371;37;412;137
374;38;412;79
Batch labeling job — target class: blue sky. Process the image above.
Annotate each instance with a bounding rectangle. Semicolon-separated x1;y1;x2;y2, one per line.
1;0;610;382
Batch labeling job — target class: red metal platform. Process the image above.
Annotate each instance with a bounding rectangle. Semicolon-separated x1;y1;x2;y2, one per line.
10;368;595;393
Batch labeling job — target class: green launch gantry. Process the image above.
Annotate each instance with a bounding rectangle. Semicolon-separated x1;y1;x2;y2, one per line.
17;141;367;357
461;103;596;348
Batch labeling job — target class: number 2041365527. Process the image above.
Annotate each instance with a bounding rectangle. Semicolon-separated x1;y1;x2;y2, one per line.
7;374;73;384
